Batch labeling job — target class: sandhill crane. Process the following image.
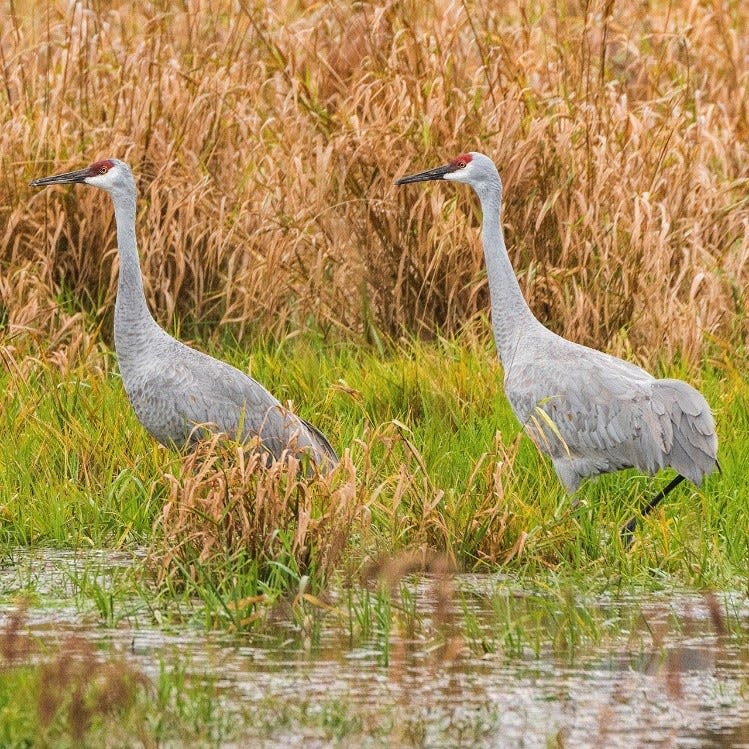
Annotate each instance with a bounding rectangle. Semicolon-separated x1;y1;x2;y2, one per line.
31;159;337;470
396;152;718;543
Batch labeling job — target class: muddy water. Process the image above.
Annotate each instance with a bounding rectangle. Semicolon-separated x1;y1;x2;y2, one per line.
1;549;747;748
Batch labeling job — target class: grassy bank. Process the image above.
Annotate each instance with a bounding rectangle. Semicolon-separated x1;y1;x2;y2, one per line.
1;330;745;596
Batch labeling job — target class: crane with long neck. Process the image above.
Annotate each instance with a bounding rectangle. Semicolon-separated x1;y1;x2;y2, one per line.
397;152;718;543
31;158;338;470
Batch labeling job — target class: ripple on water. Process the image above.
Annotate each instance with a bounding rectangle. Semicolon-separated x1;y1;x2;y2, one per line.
0;548;747;748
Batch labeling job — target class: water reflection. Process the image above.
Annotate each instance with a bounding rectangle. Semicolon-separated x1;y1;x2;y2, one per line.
0;549;747;748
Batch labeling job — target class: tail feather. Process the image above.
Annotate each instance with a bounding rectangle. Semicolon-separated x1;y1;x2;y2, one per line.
653;379;718;485
301;417;339;470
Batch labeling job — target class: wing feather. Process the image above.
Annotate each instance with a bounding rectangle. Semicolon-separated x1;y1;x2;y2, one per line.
504;346;717;490
125;343;336;468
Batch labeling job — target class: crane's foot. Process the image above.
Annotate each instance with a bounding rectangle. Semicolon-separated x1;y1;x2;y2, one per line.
620;516;638;548
620;474;686;549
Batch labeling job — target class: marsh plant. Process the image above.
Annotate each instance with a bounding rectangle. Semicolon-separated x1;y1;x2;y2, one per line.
0;605;236;746
151;436;361;600
2;0;746;369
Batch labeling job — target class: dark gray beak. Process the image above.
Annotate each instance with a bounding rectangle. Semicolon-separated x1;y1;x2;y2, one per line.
395;163;455;185
30;167;90;188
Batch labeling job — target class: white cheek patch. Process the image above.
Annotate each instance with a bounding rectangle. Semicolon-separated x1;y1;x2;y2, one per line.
86;173;109;186
444;170;470;182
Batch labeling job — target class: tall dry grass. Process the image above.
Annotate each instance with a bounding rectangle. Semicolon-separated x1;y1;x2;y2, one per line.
1;0;747;364
153;436;362;594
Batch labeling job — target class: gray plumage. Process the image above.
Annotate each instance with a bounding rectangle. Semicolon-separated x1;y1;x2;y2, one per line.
504;337;716;491
31;158;337;470
396;152;717;530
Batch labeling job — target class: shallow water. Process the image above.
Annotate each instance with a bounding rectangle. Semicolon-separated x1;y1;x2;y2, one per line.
1;548;747;748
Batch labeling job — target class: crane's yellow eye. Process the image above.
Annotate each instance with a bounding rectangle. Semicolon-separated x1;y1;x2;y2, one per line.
99;166;108;175
457;160;466;168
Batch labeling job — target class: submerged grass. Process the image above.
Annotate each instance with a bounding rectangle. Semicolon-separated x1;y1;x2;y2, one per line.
0;547;745;746
0;605;234;747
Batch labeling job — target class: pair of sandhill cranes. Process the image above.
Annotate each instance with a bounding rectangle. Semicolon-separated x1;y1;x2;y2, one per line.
30;152;718;544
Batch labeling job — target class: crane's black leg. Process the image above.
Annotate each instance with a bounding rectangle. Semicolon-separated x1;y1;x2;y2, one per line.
621;474;687;547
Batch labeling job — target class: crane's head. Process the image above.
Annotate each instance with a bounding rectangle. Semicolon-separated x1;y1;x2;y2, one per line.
30;158;134;197
395;152;501;200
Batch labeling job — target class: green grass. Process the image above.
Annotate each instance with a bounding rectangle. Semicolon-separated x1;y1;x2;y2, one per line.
0;327;747;595
0;636;235;747
0;548;744;746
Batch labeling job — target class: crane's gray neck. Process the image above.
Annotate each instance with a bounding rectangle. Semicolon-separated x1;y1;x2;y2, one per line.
476;185;540;367
111;187;157;348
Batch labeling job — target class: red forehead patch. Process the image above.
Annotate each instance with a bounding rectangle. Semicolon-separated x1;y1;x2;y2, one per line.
88;159;115;175
451;153;473;166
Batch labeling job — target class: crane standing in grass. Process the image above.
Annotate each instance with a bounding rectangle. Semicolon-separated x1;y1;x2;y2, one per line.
31;159;338;470
396;152;718;542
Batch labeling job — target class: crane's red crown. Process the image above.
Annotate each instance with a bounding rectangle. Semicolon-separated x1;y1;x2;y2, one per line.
88;159;115;176
450;153;473;169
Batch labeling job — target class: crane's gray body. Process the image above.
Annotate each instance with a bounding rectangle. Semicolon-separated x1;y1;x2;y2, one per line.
115;314;336;463
32;159;337;469
397;152;717;493
503;326;716;491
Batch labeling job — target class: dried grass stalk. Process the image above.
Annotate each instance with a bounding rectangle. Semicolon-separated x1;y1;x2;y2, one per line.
153;435;361;588
1;1;746;365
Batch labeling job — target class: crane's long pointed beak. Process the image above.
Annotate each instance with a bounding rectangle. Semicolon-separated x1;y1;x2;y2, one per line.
30;167;90;188
395;163;455;185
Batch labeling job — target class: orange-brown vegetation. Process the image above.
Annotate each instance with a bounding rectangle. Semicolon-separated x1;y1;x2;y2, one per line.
1;0;746;366
151;420;541;589
0;604;148;743
153;436;361;589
